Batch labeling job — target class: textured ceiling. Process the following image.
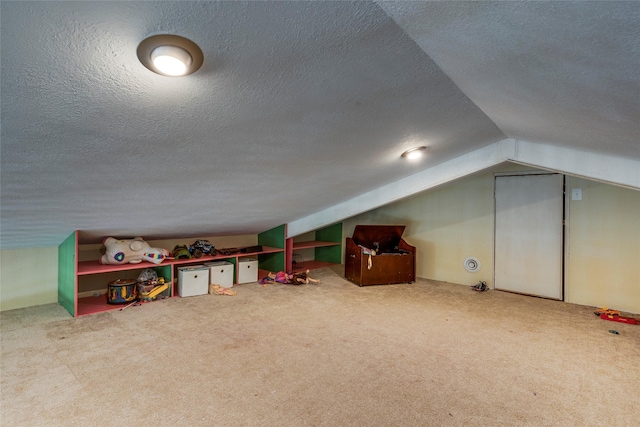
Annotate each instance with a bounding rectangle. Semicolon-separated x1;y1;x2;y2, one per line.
1;1;638;249
379;1;640;158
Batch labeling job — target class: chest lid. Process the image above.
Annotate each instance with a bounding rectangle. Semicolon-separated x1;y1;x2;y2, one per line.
351;225;406;252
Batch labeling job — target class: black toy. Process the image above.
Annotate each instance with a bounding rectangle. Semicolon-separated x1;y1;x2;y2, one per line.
189;239;217;258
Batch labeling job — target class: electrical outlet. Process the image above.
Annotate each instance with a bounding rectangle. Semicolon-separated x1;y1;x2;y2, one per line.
571;188;582;200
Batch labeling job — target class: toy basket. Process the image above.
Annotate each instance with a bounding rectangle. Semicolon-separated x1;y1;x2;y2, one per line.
137;282;157;302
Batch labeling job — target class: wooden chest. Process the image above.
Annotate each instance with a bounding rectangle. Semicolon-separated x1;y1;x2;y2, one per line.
345;225;416;286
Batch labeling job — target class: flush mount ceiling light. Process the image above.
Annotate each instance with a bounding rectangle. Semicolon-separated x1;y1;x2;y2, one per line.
137;34;203;77
401;146;427;160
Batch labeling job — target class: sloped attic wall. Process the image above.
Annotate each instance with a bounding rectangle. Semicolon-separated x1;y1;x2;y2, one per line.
343;163;640;314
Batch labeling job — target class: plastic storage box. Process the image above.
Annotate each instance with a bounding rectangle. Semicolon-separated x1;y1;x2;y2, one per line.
204;261;234;288
237;258;258;284
177;265;209;297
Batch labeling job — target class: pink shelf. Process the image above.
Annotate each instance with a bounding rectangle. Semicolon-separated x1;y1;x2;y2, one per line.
77;246;284;275
291;260;337;273
77;292;173;317
78;260;165;275
292;240;340;250
77;295;114;316
75;248;284;316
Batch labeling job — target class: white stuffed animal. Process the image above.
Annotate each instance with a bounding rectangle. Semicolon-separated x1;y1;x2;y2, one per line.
100;237;168;265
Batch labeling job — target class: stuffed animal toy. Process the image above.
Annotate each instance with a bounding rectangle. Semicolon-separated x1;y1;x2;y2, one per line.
142;247;171;265
100;237;169;265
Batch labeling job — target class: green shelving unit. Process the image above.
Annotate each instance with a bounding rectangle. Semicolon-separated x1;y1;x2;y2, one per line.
288;222;342;272
314;223;342;264
258;224;286;273
58;231;77;317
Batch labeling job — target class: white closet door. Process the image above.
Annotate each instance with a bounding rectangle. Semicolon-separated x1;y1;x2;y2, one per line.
494;174;564;299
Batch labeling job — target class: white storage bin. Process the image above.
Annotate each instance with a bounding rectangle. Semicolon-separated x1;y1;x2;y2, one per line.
205;261;234;288
177;265;209;297
237;258;258;284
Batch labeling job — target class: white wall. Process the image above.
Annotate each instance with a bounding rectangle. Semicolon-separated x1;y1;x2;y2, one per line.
565;177;640;312
344;163;640;313
0;246;59;311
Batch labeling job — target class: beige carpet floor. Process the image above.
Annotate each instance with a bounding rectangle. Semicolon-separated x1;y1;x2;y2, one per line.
1;265;639;426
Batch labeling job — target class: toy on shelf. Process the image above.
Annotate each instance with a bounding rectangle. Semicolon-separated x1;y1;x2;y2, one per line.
126;269;170;303
172;245;192;259
99;237;169;265
189;239;217;258
142;247;171;265
218;245;263;256
138;278;169;302
107;279;138;304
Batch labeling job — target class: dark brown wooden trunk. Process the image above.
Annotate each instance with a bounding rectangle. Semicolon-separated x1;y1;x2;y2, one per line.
345;225;416;286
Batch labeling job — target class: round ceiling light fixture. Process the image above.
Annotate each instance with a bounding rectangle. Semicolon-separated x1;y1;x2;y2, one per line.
137;34;204;77
401;146;427;160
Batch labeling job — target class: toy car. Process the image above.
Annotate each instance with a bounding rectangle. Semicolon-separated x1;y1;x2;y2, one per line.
189;239;217;258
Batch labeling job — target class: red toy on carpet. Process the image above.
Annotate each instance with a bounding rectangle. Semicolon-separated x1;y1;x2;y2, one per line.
595;307;639;325
599;313;639;325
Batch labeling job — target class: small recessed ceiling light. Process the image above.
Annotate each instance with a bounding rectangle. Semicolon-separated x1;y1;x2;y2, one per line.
401;146;427;160
137;34;203;77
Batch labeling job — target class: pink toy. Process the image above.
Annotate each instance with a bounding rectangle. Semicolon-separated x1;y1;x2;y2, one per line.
275;271;293;284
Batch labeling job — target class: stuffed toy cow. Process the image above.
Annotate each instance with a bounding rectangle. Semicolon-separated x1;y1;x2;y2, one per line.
100;237;169;265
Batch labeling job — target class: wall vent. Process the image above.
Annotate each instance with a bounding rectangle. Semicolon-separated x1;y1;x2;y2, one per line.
464;257;481;273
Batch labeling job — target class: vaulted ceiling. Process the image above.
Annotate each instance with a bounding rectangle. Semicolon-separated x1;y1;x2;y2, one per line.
1;1;638;249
